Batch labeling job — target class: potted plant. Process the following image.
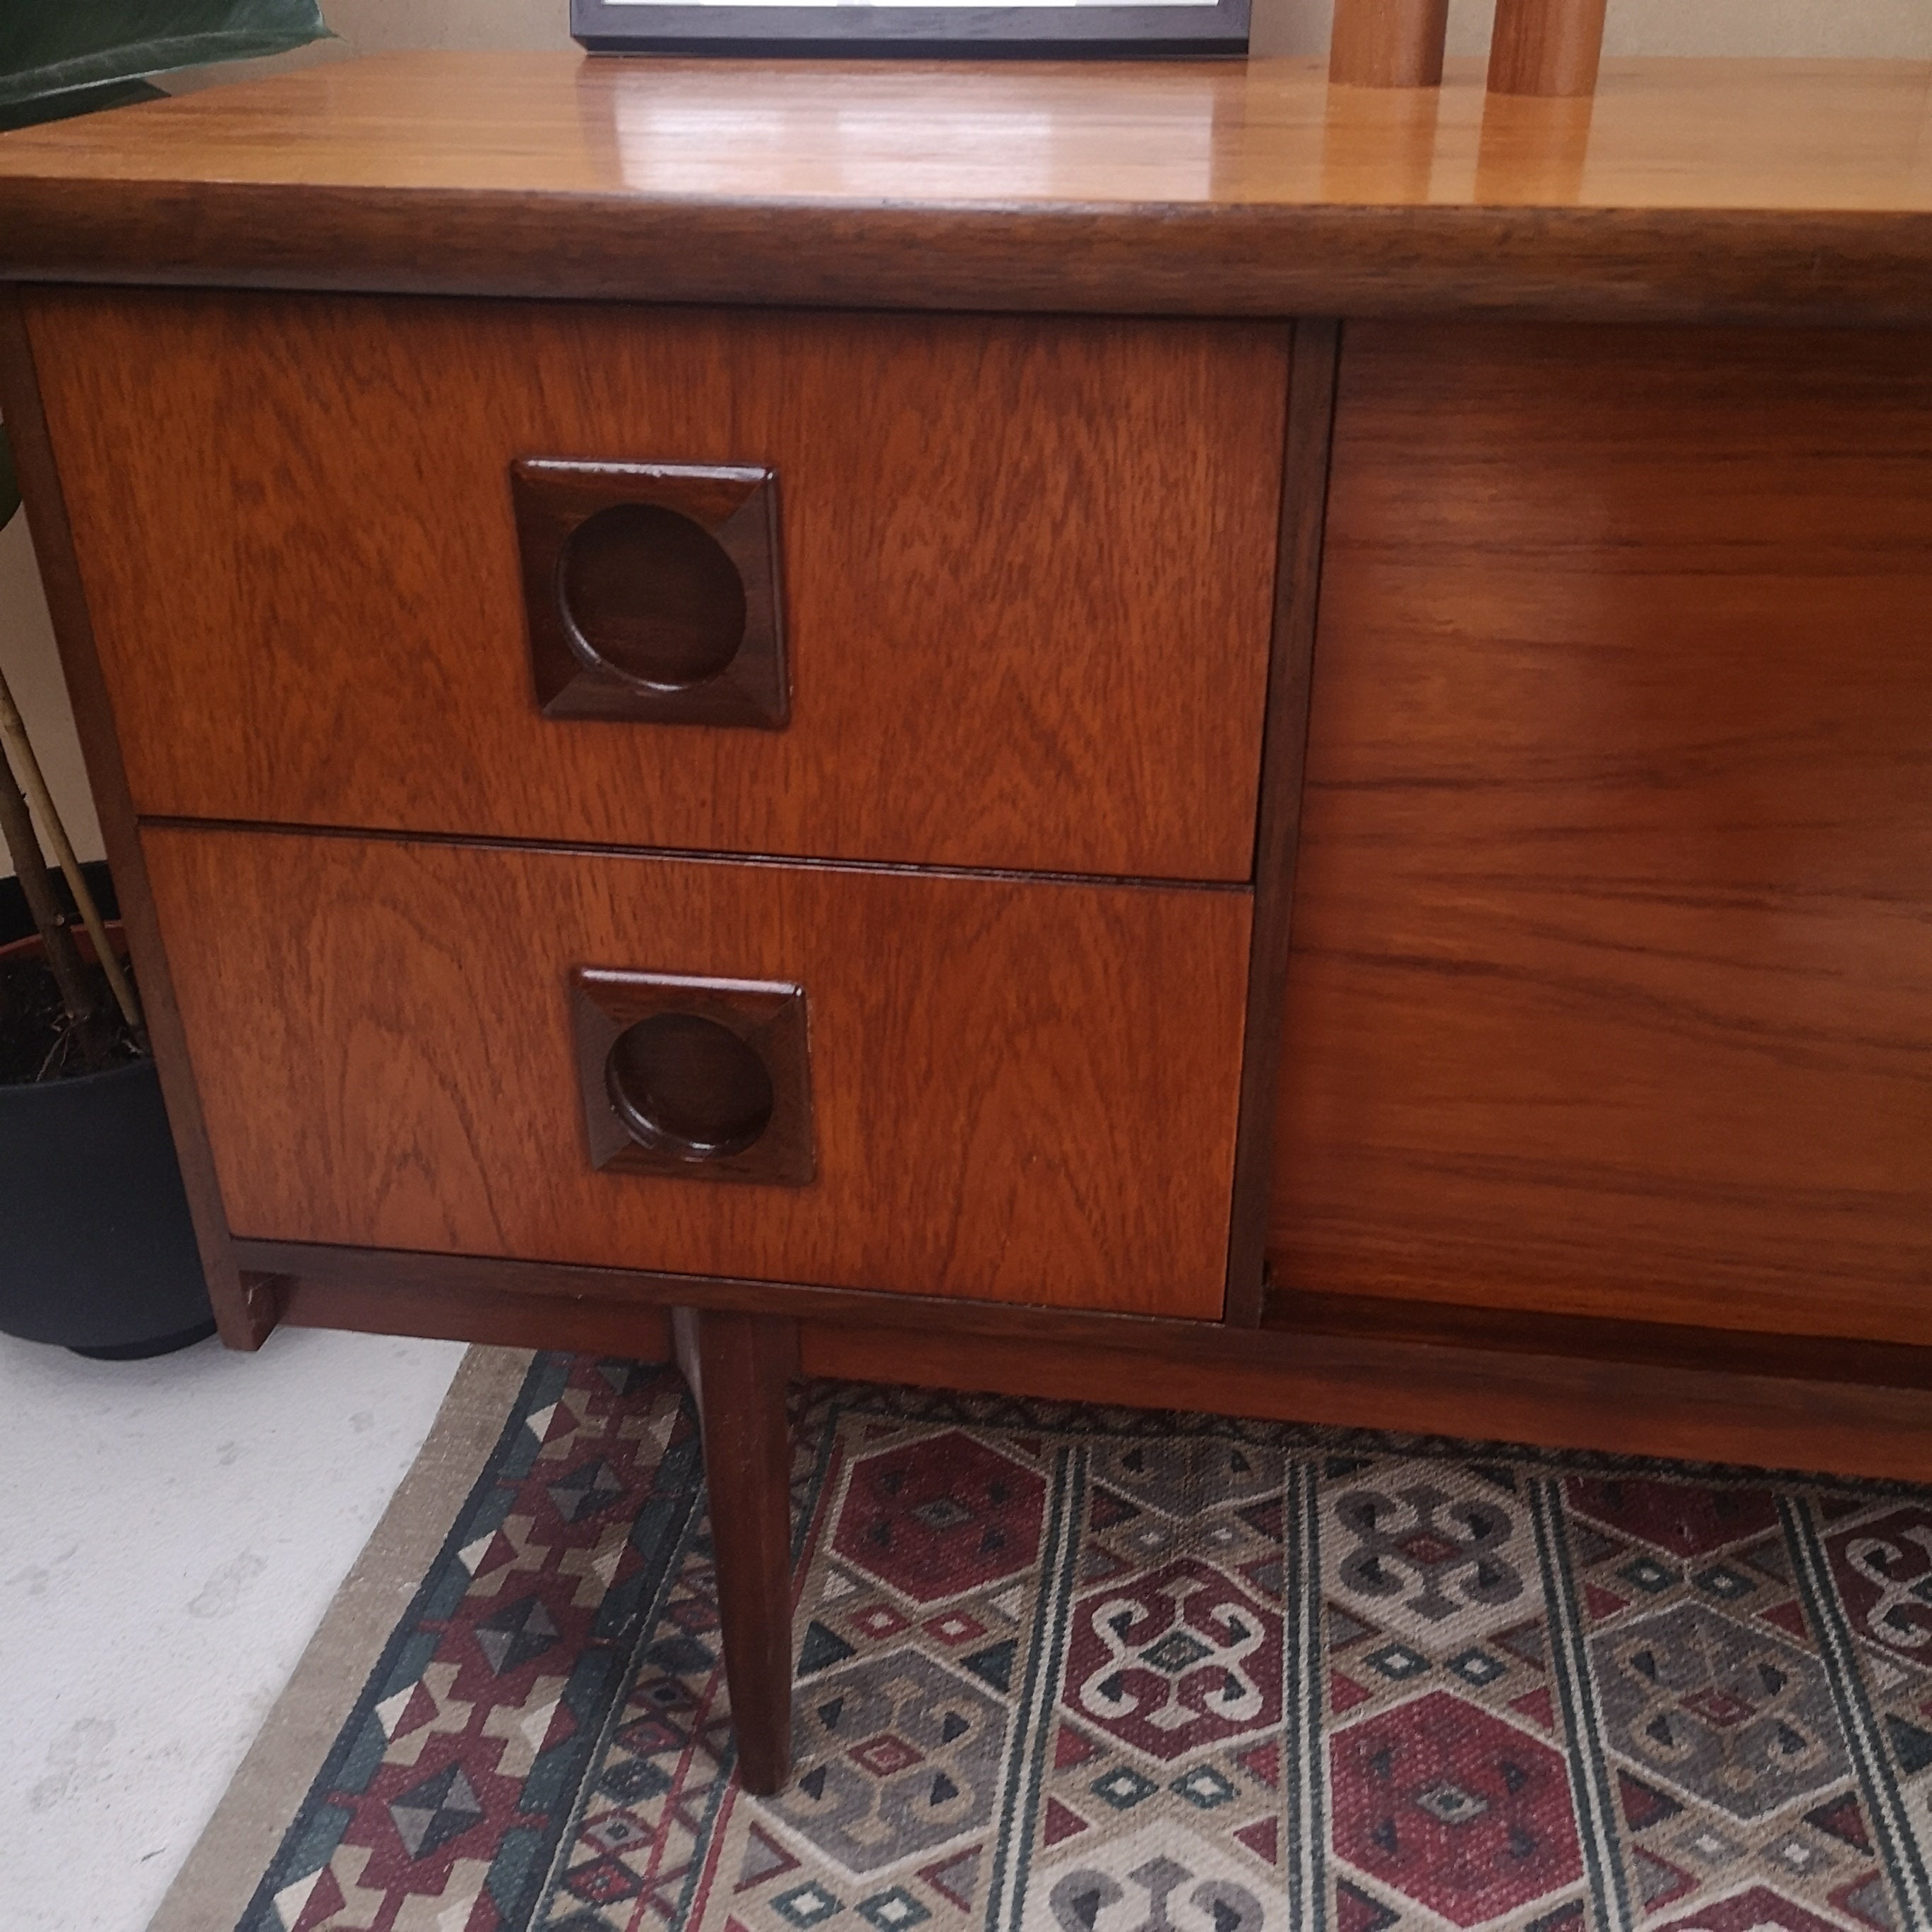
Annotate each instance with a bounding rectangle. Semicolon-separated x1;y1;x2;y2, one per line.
0;0;328;1356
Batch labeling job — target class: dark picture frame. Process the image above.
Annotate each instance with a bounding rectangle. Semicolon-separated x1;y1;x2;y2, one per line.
571;0;1248;59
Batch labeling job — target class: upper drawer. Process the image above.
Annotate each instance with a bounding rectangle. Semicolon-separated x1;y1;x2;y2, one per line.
31;291;1287;882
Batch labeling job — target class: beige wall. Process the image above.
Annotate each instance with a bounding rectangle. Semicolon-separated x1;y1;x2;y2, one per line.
181;0;1932;63
217;0;1932;63
3;0;1927;873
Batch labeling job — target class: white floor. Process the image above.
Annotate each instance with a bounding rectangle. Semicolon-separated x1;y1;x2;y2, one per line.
0;1323;465;1932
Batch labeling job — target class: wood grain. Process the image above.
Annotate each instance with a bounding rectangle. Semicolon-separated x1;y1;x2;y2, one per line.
32;292;1283;883
256;1241;1932;1483
0;293;272;1351
797;1324;1932;1486
278;1269;673;1360
683;1309;800;1795
146;828;1251;1316
1489;0;1609;98
1329;0;1450;89
251;1239;1932;1397
1270;321;1932;1346
1223;319;1340;1325
4;57;1932;325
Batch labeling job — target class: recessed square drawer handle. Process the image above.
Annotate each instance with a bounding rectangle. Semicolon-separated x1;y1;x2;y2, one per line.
571;968;816;1186
513;459;789;729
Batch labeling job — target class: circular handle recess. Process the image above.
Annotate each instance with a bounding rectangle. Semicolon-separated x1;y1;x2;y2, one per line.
559;502;748;690
604;1012;775;1162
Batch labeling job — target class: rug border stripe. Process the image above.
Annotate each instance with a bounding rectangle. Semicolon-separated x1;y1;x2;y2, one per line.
1782;1492;1932;1928
527;1418;715;1927
1284;1456;1325;1931
1530;1474;1635;1932
986;1441;1087;1932
143;1345;535;1932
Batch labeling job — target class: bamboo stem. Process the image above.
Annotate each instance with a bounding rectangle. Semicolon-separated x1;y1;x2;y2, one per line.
0;661;142;1035
0;748;107;1050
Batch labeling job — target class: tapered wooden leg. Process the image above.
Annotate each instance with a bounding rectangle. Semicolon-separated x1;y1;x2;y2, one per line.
675;1307;801;1795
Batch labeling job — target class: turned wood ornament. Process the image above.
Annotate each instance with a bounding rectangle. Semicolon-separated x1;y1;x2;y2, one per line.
1489;0;1609;95
1328;0;1450;89
1330;0;1609;96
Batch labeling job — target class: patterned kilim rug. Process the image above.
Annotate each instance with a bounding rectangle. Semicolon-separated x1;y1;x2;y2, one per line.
219;1352;1932;1932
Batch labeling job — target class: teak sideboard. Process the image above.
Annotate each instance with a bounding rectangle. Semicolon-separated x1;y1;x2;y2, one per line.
4;52;1931;1790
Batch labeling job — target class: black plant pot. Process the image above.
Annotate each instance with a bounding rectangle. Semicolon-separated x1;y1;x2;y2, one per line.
0;861;215;1356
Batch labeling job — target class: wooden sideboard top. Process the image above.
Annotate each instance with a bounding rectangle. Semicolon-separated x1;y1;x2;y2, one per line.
1;53;1930;321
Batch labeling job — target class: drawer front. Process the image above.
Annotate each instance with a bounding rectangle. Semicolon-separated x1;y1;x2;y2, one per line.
39;292;1287;882
1271;321;1932;1345
145;828;1250;1316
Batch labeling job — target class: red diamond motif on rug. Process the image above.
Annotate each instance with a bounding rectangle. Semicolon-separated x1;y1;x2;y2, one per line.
1063;1556;1280;1760
1330;1688;1582;1926
226;1356;1932;1932
833;1432;1046;1603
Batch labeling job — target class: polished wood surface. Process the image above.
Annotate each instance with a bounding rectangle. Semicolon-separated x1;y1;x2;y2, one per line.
241;1239;1932;1484
798;1323;1932;1486
148;828;1251;1316
34;292;1282;883
1329;0;1449;90
249;1237;1932;1395
1270;321;1932;1346
0;294;270;1351
512;459;790;731
1224;318;1340;1327
681;1309;799;1795
273;1268;674;1360
571;970;817;1186
4;57;1932;323
1488;0;1607;97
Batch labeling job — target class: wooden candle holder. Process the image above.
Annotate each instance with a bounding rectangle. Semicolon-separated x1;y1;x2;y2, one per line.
1329;0;1609;97
1489;0;1609;95
1328;0;1450;89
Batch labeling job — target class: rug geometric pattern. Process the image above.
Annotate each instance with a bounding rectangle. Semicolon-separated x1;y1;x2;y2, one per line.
236;1355;1932;1932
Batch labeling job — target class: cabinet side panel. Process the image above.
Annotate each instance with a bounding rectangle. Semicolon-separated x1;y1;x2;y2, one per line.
1270;321;1932;1343
143;828;1249;1318
1;291;270;1349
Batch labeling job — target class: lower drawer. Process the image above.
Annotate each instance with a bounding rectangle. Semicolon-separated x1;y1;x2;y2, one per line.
143;829;1250;1318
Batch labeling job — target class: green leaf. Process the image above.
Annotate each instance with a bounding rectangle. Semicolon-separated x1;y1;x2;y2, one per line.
0;422;18;535
0;79;167;135
0;1;331;111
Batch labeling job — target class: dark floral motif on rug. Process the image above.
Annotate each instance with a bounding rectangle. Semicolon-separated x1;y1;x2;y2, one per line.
238;1355;1932;1932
